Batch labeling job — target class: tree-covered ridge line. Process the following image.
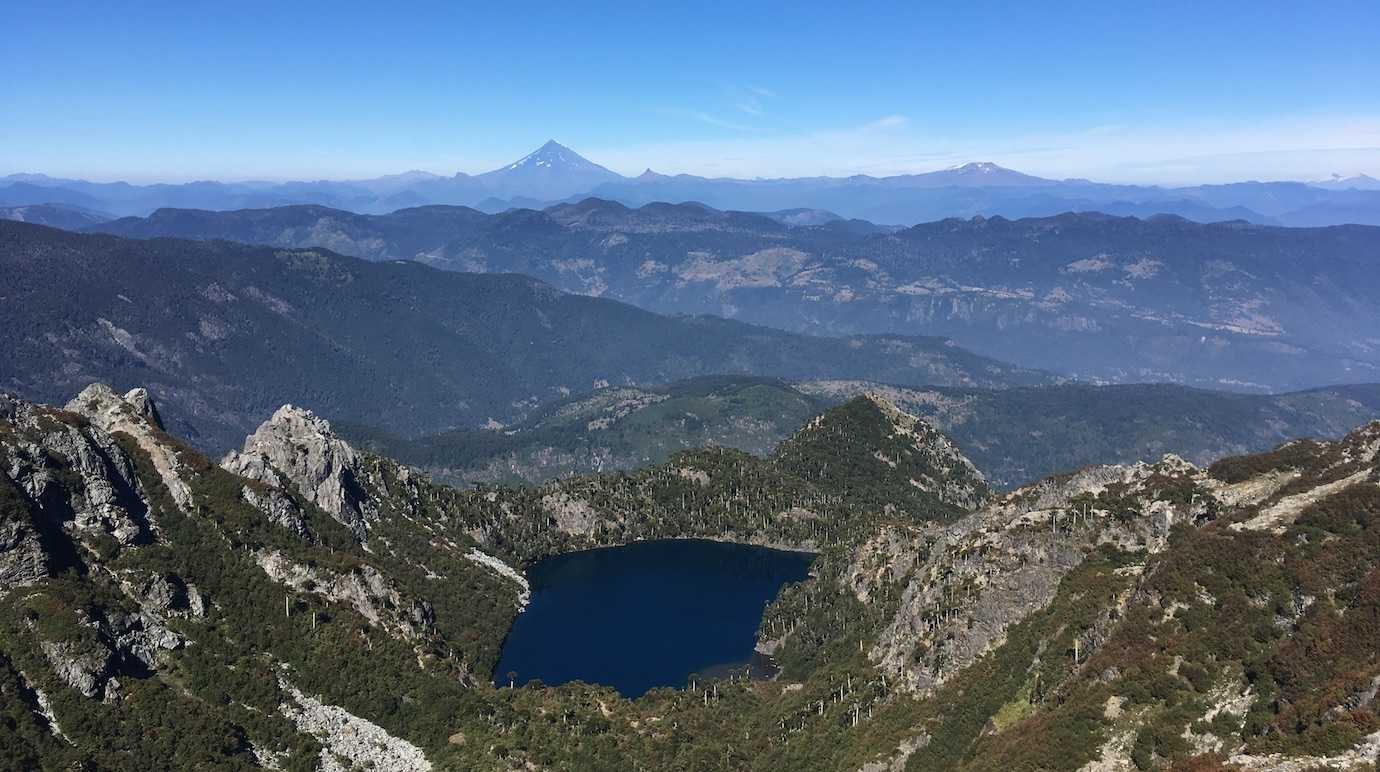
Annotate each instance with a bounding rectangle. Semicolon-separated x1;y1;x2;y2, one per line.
341;375;1380;491
336;375;830;488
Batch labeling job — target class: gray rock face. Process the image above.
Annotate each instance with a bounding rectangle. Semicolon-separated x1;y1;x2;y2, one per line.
107;610;185;671
0;389;160;591
0;507;47;589
121;388;165;431
41;640;114;700
255;550;433;639
38;609;183;702
240;484;310;539
857;455;1209;694
222;406;374;539
66;383;192;512
121;572;207;619
854;429;1378;698
278;679;434;771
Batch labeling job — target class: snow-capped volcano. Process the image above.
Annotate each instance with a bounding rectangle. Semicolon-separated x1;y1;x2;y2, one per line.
924;161;1055;187
945;161;1005;173
477;140;625;200
503;140;603;172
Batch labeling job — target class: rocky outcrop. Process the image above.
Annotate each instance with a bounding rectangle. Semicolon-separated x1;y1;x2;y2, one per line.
255;550;434;639
240;484;310;539
222;406;375;539
120;571;206;619
120;388;165;431
39;609;184;702
1;388;158;588
540;490;598;536
863;455;1208;694
65;384;193;513
0;503;48;589
279;679;433;772
41;640;115;701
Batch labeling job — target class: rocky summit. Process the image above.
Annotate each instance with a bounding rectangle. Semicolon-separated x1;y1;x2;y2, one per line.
1;382;1378;770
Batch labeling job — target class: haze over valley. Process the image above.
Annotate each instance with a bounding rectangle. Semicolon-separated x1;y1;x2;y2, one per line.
6;139;1380;225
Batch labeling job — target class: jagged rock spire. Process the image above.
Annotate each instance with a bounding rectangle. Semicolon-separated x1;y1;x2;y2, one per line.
66;383;191;511
221;405;374;539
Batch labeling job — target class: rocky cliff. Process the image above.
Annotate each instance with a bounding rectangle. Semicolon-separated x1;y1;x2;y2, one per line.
785;421;1380;770
0;386;528;769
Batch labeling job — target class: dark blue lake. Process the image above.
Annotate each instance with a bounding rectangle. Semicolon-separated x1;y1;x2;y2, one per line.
493;539;815;698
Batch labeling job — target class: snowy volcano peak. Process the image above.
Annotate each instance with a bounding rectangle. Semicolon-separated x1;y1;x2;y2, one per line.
478;141;625;200
947;161;1006;173
914;161;1054;187
506;140;605;172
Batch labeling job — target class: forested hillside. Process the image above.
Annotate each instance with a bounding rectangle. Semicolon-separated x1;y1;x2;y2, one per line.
0;221;1048;451
344;376;1380;490
89;202;1380;391
3;384;1379;769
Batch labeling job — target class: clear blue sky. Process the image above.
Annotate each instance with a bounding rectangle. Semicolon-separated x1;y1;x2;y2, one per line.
5;0;1378;183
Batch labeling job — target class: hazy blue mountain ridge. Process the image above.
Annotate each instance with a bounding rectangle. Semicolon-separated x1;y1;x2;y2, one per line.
87;201;1380;392
7;142;1380;225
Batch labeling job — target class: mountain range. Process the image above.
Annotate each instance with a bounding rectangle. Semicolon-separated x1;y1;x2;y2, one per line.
4;379;1379;769
0;220;1051;452
82;200;1380;392
6;140;1380;226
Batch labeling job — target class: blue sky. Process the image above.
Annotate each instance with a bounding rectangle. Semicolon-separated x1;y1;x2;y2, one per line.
4;0;1378;184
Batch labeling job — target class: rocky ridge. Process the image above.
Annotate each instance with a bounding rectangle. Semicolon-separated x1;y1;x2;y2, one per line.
3;382;1380;770
843;422;1380;769
0;385;532;768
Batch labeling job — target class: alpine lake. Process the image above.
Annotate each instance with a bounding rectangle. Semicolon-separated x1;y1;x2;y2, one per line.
493;539;816;697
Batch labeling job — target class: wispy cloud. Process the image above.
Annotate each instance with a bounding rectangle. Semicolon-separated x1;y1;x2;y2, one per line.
691;112;757;131
1083;124;1126;137
733;85;774;117
865;115;909;130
